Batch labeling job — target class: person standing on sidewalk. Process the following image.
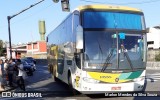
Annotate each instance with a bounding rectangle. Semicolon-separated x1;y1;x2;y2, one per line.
3;59;9;86
16;60;25;91
0;59;5;90
7;59;15;87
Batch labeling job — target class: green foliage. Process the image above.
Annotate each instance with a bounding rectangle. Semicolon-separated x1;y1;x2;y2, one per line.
155;53;160;61
0;40;4;56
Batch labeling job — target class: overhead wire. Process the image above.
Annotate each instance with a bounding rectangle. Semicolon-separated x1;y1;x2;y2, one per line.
0;2;52;28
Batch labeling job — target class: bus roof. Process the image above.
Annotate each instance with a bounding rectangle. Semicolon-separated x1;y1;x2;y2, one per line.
77;4;142;12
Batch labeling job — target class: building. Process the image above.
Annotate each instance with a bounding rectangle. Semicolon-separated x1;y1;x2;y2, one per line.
26;41;47;59
147;26;160;49
147;26;160;61
6;41;47;59
7;44;27;59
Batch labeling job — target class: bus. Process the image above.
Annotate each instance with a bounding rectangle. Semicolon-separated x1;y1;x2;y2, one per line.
47;4;147;94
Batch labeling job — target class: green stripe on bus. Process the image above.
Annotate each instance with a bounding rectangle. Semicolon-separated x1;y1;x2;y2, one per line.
127;71;143;79
119;72;132;80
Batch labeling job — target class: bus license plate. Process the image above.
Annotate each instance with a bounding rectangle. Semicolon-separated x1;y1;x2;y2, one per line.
111;86;121;90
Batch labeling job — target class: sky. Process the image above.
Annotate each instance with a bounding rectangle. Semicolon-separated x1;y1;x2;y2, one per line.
0;0;160;44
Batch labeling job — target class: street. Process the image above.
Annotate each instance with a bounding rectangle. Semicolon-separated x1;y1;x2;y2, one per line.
1;63;160;100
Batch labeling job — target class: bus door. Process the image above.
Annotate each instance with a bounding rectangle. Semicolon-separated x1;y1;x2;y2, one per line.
51;46;58;77
57;45;65;75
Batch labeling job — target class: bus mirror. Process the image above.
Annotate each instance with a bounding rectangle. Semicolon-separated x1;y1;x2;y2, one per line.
76;25;83;49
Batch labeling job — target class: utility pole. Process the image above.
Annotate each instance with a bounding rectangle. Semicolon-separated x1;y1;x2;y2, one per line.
7;0;45;59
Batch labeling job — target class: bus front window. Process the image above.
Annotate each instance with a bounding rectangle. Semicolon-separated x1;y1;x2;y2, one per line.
84;31;117;70
84;32;146;70
83;11;146;71
119;33;145;69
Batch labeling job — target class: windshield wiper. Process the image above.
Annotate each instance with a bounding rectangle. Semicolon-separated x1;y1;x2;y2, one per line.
101;48;114;72
97;40;103;58
121;45;133;70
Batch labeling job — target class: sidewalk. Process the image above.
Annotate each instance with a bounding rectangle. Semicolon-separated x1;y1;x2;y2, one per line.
0;83;18;92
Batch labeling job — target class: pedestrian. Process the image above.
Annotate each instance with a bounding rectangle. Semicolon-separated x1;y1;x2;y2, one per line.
4;59;8;72
4;59;9;86
16;60;25;91
0;59;5;90
7;59;15;87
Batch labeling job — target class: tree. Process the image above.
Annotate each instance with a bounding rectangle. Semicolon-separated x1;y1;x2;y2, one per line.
0;40;4;56
155;52;160;61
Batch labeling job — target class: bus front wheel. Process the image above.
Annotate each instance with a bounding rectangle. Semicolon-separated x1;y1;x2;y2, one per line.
54;76;59;82
68;73;78;95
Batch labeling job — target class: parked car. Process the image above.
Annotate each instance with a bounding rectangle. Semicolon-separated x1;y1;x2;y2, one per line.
25;57;36;64
21;59;34;76
24;57;36;70
11;58;34;76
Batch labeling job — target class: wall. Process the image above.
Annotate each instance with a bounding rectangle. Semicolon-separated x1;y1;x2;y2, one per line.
147;27;160;49
147;49;160;61
39;41;47;52
147;62;160;69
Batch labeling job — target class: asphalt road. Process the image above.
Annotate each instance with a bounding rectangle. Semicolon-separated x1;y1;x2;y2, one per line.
1;64;160;100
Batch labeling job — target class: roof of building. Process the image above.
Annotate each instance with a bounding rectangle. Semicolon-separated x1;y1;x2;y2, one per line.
27;40;46;45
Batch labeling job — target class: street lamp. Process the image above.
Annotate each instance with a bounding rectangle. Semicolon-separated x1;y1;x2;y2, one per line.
7;16;12;59
7;0;45;59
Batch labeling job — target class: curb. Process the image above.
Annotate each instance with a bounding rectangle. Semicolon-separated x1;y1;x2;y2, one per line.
0;84;18;93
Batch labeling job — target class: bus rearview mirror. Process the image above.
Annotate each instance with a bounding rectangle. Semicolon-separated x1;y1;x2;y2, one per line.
76;25;83;49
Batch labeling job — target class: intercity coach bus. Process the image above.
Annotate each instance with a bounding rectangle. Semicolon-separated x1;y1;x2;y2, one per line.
47;4;147;93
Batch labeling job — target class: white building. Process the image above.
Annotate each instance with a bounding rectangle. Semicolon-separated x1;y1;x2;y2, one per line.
147;26;160;49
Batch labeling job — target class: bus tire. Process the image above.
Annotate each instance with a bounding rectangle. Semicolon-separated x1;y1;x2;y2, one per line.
54;76;59;82
68;72;78;95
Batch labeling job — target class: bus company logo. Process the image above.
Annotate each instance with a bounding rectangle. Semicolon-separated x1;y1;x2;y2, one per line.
2;92;12;97
115;78;119;82
100;76;112;79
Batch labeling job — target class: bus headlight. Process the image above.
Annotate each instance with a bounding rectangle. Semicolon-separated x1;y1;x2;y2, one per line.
133;76;145;82
83;77;100;83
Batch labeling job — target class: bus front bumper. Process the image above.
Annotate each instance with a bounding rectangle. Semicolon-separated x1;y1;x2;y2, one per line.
80;80;145;94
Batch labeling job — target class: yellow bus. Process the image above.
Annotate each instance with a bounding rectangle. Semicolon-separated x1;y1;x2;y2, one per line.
47;4;147;94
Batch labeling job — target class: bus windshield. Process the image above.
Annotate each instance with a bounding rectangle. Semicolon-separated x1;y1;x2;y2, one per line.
83;11;146;71
84;31;146;70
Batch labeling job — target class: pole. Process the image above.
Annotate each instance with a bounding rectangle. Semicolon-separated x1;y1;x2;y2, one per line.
7;16;12;59
7;0;45;59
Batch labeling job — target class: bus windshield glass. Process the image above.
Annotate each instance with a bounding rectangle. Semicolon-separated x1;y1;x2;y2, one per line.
118;33;145;69
83;11;146;70
84;31;145;70
84;31;117;69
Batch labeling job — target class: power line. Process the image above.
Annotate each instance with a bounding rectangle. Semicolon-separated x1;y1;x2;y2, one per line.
11;4;53;25
0;3;52;29
80;0;160;5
